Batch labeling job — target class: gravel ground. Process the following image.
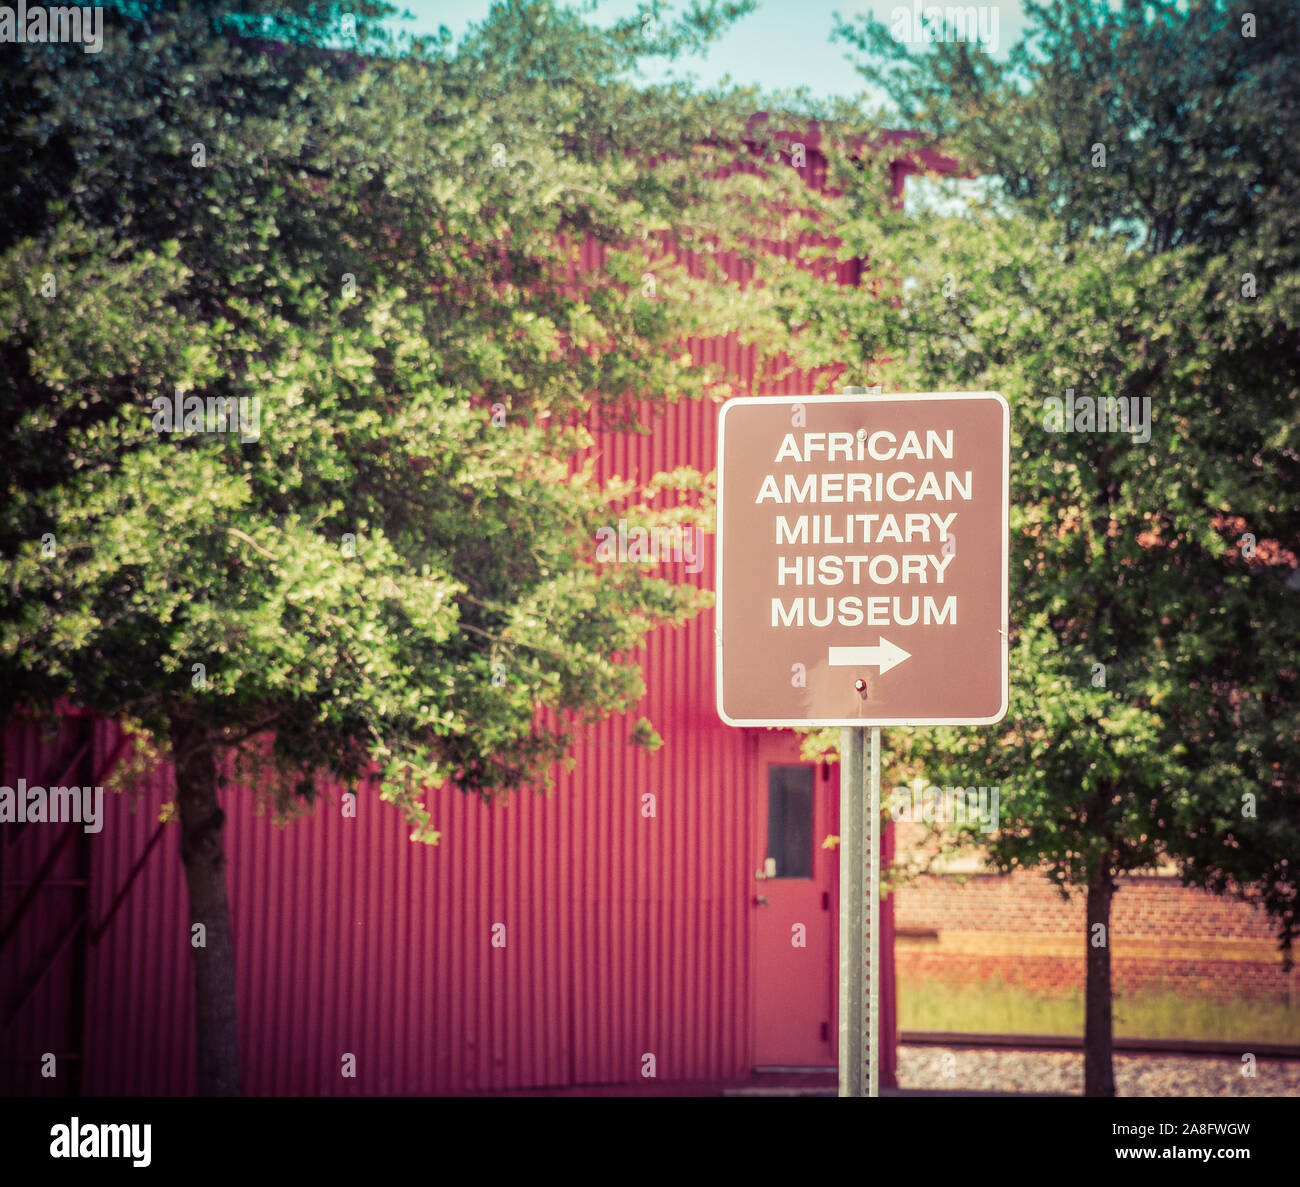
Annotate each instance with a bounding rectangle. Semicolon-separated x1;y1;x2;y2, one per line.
899;1046;1300;1096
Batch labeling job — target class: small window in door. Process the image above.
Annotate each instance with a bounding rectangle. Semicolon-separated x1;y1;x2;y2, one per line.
766;765;814;878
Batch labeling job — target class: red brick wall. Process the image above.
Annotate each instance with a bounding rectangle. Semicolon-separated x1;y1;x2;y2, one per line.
893;869;1294;1003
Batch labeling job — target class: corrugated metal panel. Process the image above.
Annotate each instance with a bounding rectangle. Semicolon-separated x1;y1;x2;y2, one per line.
0;715;91;1095
82;717;191;1095
1;138;900;1094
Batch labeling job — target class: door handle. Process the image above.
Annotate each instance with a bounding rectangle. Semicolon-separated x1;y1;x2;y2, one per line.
754;895;770;907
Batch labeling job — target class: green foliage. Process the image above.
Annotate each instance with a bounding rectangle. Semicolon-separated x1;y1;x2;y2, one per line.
899;975;1299;1044
0;0;829;837
819;0;1299;953
628;716;664;751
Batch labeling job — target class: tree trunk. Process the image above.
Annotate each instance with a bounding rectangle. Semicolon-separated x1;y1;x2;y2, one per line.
169;714;241;1095
1084;865;1116;1097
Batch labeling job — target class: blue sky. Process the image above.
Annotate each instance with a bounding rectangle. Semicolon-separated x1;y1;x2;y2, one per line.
386;1;1032;101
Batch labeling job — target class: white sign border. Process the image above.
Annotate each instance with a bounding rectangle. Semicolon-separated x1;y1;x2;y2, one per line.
714;391;1010;728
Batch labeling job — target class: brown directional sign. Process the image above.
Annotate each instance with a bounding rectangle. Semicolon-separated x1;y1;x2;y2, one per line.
715;392;1008;726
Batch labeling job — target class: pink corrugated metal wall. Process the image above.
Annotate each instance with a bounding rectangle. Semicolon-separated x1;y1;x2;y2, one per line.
2;136;903;1094
1;714;92;1095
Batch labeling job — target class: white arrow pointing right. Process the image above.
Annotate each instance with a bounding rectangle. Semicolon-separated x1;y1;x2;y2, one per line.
827;636;912;675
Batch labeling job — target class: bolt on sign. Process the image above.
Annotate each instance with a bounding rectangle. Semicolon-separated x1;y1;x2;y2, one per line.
715;392;1009;726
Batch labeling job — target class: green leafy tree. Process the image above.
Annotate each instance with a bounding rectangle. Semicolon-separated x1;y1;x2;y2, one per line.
808;0;1300;1094
0;0;824;1093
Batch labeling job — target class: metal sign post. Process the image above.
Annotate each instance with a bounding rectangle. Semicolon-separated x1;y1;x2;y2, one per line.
837;386;881;1099
838;722;882;1097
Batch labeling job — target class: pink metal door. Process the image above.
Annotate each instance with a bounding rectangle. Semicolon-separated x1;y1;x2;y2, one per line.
751;735;836;1067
